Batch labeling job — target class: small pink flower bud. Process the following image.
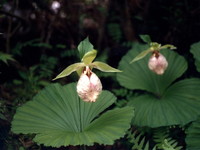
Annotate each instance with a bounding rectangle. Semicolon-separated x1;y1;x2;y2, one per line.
77;66;102;102
148;51;168;75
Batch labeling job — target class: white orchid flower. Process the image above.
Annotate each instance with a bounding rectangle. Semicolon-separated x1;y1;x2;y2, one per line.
77;66;102;102
148;51;168;75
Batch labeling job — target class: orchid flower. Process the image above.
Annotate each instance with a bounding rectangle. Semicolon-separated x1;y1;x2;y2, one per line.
148;51;168;75
53;38;121;102
130;35;176;75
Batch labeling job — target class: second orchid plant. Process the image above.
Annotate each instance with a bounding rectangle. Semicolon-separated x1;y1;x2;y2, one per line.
130;35;176;75
53;37;121;102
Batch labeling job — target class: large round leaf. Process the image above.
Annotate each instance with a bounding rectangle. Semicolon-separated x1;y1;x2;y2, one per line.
186;117;200;150
11;83;134;147
128;78;200;127
117;43;187;95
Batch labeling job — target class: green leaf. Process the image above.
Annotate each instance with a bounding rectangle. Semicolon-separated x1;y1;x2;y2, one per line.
127;131;149;150
91;61;122;72
162;139;180;150
139;34;152;44
53;63;85;80
78;37;94;59
130;48;153;63
11;83;134;147
128;78;200;127
82;50;97;65
117;43;187;95
0;52;15;64
190;41;200;72
0;113;6;120
186;117;200;150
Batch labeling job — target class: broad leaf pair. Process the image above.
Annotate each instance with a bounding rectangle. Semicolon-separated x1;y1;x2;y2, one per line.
11;83;134;147
117;43;200;127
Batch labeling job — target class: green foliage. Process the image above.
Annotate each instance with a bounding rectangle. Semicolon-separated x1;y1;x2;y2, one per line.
107;23;122;43
78;37;94;59
153;127;182;150
112;88;135;107
38;55;58;79
12;83;134;147
139;34;152;44
53;38;121;80
0;52;15;64
13;66;49;101
186;117;200;150
12;39;52;56
190;41;200;72
60;49;78;58
127;130;150;150
117;43;200;127
12;55;57;101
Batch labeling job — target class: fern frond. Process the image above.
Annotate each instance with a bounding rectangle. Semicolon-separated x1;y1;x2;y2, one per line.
153;127;182;150
127;130;149;150
162;139;182;150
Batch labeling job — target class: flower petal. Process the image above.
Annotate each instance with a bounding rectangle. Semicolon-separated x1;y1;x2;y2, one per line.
77;69;102;102
148;53;168;75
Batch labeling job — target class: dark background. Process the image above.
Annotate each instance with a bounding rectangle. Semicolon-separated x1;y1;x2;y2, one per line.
1;0;200;81
0;0;200;149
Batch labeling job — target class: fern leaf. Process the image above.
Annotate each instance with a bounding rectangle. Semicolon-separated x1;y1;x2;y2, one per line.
153;127;183;150
127;130;149;150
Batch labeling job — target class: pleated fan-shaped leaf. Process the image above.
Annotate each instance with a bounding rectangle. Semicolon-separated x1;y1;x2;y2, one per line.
186;117;200;150
117;43;187;95
117;43;200;127
11;83;134;147
128;78;200;127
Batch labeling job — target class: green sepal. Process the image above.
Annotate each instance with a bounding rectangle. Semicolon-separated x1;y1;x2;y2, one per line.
150;42;161;50
139;34;152;44
76;67;84;76
53;62;85;80
129;43;176;63
78;37;94;59
130;48;153;63
82;50;97;65
160;44;177;50
91;61;122;72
